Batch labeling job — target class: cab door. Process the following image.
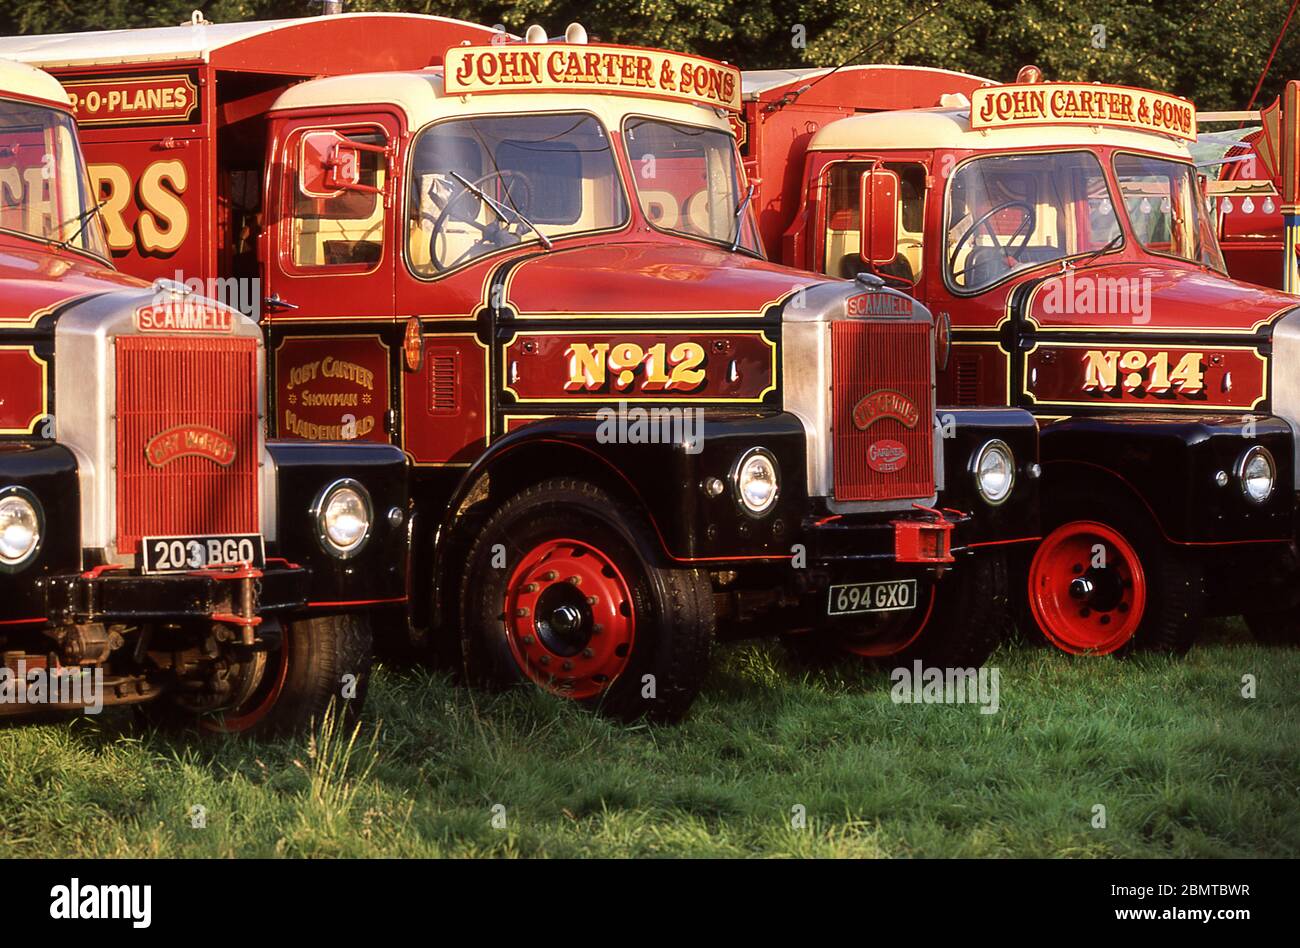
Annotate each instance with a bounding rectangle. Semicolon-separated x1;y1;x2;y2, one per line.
262;112;403;446
262;112;402;320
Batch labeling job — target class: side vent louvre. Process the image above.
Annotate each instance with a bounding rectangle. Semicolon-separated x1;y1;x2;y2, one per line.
429;349;459;413
955;358;981;406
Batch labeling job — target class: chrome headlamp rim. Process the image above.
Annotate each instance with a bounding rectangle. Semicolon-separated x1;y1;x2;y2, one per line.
970;439;1015;507
729;447;780;518
0;485;44;573
310;478;374;560
1234;444;1275;505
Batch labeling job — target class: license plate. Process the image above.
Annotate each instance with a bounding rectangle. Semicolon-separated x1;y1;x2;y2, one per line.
827;579;918;616
141;534;265;574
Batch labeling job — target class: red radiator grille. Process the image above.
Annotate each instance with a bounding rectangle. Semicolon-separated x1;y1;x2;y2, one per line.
832;320;935;502
115;336;260;555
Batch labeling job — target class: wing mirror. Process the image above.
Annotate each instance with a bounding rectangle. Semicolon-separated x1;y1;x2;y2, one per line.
299;129;386;198
859;166;901;267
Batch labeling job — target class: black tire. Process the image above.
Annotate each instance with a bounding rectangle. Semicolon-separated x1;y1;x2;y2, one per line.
1244;609;1300;645
782;553;1007;670
459;478;715;723
891;550;1009;668
147;613;373;737
1026;489;1202;656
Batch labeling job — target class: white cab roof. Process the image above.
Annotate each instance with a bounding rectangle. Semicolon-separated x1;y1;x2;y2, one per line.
0;57;71;106
809;107;1192;159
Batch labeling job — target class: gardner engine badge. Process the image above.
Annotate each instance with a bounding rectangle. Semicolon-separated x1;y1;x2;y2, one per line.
867;438;908;473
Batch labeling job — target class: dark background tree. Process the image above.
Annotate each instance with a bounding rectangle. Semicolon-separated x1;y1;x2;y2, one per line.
0;0;1294;109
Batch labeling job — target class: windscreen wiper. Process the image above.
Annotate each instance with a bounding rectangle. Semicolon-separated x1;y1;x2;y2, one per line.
1068;231;1123;271
729;183;756;252
450;171;553;251
56;201;105;251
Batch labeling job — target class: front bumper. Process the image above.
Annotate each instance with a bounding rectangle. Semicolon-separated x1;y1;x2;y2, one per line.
36;563;310;627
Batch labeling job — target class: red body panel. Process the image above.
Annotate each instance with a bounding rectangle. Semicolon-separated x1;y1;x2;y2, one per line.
500;242;820;318
0;234;139;326
274;334;391;443
0;234;141;437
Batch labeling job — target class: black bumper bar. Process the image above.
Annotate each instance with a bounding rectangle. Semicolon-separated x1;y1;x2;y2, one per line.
36;565;310;626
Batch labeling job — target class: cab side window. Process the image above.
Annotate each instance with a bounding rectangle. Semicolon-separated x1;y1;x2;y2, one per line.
825;161;926;283
290;128;387;269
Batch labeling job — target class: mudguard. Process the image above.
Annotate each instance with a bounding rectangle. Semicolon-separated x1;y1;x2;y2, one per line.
266;440;410;607
1038;414;1294;544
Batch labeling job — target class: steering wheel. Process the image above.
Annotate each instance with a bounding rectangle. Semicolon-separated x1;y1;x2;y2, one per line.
427;170;536;272
949;200;1037;285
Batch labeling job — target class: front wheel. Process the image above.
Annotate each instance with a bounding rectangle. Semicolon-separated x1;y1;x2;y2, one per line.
785;552;1008;670
150;613;373;737
459;478;715;723
1027;502;1202;655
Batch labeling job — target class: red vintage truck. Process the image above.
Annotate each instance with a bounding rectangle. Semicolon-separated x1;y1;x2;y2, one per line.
734;63;1300;653
0;56;410;733
0;14;1045;719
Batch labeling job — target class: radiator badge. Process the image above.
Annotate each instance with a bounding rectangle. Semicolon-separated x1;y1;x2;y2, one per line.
135;299;234;333
846;292;913;318
852;389;920;430
867;439;909;474
145;424;237;468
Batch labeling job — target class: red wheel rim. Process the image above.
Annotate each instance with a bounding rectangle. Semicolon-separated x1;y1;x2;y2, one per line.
1028;521;1147;655
840;586;937;657
202;640;290;734
503;538;635;699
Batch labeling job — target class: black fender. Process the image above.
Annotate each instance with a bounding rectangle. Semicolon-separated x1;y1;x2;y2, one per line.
422;411;810;651
0;442;80;623
265;440;409;608
432;413;810;572
935;407;1041;546
1038;415;1294;544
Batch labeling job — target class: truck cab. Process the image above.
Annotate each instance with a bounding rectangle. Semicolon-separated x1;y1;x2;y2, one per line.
0;57;409;733
745;65;1300;653
1;18;1042;721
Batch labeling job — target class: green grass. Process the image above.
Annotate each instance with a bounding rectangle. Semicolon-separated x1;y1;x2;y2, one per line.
1;619;1296;858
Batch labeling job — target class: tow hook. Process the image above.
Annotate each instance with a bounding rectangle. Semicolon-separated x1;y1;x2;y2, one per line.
893;504;966;577
190;565;263;646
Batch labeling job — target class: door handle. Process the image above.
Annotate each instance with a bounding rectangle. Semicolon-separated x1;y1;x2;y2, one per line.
263;294;298;313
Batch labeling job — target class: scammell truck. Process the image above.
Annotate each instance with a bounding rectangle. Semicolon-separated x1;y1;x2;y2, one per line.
734;63;1300;652
0;56;409;732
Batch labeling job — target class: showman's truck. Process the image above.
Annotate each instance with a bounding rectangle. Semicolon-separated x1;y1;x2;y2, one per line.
0;14;1044;720
733;63;1300;653
0;56;409;733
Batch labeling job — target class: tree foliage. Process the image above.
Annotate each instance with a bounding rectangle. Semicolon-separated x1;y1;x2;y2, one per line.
0;0;1295;109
